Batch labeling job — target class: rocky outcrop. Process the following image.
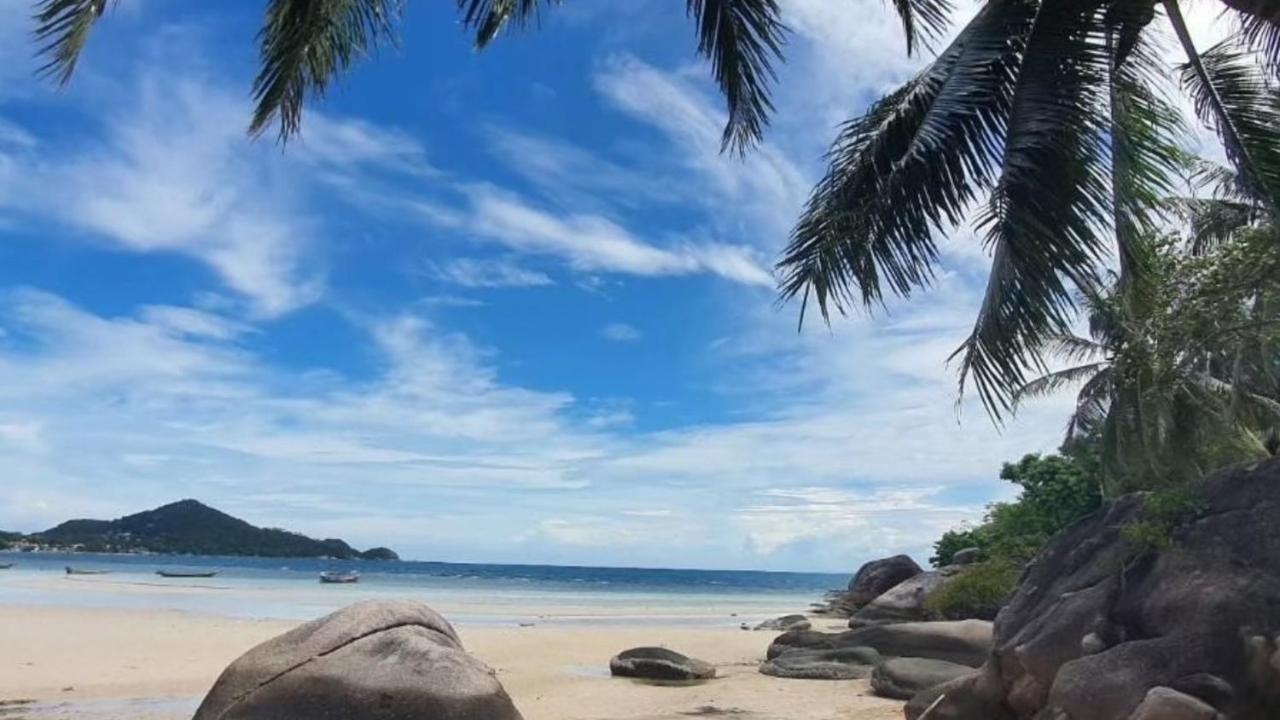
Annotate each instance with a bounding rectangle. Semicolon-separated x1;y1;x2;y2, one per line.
610;647;715;681
927;459;1280;720
870;657;974;700
766;620;992;667
850;566;963;626
758;646;881;680
193;600;522;720
848;554;924;606
950;547;981;566
754;614;812;632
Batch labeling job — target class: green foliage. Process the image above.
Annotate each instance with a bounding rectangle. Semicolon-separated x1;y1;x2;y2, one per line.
930;528;984;567
1121;486;1207;556
924;560;1020;621
930;452;1103;569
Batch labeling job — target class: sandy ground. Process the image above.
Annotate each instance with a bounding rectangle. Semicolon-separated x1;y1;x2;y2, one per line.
0;605;903;720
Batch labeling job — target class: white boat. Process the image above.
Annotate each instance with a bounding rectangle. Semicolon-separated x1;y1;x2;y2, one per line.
319;570;360;584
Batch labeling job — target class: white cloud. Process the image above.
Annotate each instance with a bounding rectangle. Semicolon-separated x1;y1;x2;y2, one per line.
426;257;554;288
601;322;642;342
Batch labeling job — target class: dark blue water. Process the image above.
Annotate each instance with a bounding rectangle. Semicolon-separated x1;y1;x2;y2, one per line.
5;551;847;595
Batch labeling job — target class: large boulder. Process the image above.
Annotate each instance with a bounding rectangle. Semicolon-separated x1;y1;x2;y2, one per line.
847;554;924;606
905;673;980;720
851;566;963;625
609;647;715;681
759;646;882;680
767;620;992;667
754;614;812;632
870;657;974;700
193;600;522;720
929;459;1280;720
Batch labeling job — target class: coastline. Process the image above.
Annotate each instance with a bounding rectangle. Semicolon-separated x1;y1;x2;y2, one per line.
0;565;903;720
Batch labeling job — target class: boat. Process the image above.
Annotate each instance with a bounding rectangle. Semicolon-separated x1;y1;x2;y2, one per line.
319;570;360;584
156;570;219;578
0;563;12;569
65;566;110;575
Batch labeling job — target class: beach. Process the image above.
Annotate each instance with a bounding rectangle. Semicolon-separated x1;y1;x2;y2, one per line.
0;561;902;720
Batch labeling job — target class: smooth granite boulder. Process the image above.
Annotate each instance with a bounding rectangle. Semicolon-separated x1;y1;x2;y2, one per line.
754;614;812;632
904;673;980;720
928;459;1280;720
870;657;974;700
950;548;981;566
767;621;992;668
1126;687;1222;720
850;567;962;626
847;554;924;606
609;647;715;681
758;646;881;680
193;600;522;720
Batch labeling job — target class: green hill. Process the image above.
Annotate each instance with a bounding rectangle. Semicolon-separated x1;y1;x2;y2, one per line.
23;500;398;560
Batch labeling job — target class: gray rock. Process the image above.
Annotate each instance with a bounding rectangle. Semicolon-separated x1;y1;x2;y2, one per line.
871;657;974;700
754;614;811;632
758;646;881;680
609;647;715;681
904;673;979;720
766;620;992;668
950;548;982;566
1080;632;1106;655
847;554;923;606
192;600;522;720
1126;687;1220;720
850;567;962;625
927;459;1280;720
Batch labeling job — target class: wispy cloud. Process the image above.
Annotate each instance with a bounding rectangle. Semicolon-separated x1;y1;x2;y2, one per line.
601;323;642;342
426;257;555;288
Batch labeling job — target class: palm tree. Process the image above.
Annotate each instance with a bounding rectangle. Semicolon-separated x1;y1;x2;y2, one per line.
1015;171;1280;493
33;1;1280;420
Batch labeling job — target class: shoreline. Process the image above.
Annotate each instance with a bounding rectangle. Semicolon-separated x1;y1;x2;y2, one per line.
0;603;902;720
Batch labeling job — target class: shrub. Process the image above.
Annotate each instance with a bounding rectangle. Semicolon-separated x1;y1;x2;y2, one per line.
1121;486;1206;556
924;561;1021;621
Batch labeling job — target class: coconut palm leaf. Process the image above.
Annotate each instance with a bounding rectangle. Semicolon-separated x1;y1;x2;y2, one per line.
1065;366;1112;442
777;0;1037;321
250;0;403;140
33;0;112;85
889;0;954;56
1015;361;1110;403
954;3;1113;419
459;0;562;48
1175;35;1280;215
1237;14;1280;82
686;0;788;154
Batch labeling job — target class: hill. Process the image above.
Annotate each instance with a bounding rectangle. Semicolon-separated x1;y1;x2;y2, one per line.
18;500;398;560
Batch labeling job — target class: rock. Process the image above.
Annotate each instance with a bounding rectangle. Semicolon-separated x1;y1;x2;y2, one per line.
754;614;811;632
1080;632;1106;656
927;459;1280;720
358;546;399;561
767;621;992;667
758;646;881;680
609;647;715;681
192;600;522;720
904;673;979;720
950;548;981;566
851;567;962;625
847;554;924;606
871;657;974;700
1126;687;1220;720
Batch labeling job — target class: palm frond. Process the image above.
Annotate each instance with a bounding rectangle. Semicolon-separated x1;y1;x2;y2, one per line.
1176;36;1280;215
1065;366;1112;443
250;0;403;141
955;2;1113;419
777;0;1037;323
1175;197;1255;254
1014;361;1110;404
1237;14;1280;82
1106;31;1186;281
1103;0;1157;66
33;0;112;85
889;0;953;56
458;0;561;48
1045;332;1108;364
686;0;788;154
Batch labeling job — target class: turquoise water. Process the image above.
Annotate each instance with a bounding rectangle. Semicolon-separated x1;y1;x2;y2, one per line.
0;552;844;626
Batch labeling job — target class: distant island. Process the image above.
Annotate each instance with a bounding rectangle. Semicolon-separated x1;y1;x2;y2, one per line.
0;499;398;561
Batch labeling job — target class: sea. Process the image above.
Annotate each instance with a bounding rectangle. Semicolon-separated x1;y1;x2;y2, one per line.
0;551;846;627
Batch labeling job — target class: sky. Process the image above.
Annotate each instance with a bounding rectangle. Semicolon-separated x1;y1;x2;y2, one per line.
0;1;1234;572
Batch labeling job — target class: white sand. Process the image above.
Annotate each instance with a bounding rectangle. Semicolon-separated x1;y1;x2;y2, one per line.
0;605;903;720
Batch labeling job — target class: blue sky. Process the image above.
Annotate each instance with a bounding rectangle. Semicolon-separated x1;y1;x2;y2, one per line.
0;1;1229;571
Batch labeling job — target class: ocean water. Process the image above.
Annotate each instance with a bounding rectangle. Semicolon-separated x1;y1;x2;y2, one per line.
0;552;846;626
